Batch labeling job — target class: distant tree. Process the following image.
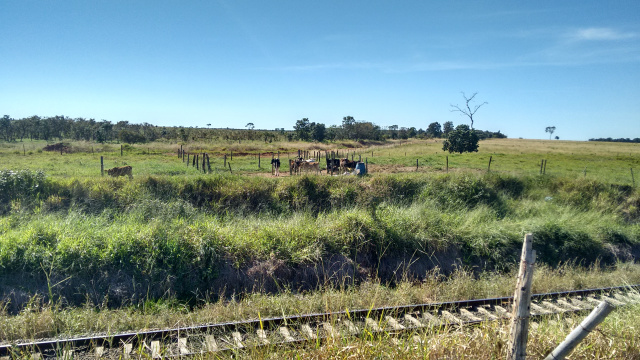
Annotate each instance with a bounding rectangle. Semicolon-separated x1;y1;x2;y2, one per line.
246;122;255;130
545;126;556;140
555;136;559;140
443;121;454;135
206;123;211;128
311;122;326;142
442;124;479;154
294;118;312;141
342;116;356;139
450;92;487;129
426;122;442;138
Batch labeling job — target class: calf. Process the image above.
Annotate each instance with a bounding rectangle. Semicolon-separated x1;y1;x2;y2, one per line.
271;158;281;176
340;158;358;173
106;165;133;179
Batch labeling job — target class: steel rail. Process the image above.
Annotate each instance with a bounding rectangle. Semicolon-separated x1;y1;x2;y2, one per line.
1;284;638;358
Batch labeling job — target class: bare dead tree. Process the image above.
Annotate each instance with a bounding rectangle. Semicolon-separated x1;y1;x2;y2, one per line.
450;92;488;129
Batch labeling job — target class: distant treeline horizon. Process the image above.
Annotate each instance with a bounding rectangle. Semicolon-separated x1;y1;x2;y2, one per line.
589;137;640;143
0;114;506;144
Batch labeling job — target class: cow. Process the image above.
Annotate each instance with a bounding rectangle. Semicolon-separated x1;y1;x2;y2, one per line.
340;158;358;173
271;158;281;176
326;158;340;174
106;165;133;179
299;159;320;174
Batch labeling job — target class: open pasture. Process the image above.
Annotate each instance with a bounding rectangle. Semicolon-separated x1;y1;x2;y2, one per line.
0;138;638;185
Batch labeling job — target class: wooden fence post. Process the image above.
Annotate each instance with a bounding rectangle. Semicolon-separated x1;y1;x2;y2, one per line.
507;233;536;360
196;154;199;170
540;159;544;175
544;159;547;174
187;153;190;167
179;145;182;158
488;155;492;172
416;159;419;171
231;151;233;161
258;153;261;168
632;168;635;187
202;153;206;173
544;301;614;360
100;156;104;176
121;145;123;156
206;154;211;172
446;156;449;173
228;163;232;174
224;154;227;168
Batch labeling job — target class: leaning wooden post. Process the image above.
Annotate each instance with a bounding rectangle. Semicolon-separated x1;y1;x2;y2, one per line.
100;156;104;176
543;159;547;175
507;233;536;360
632;168;635;187
488;155;492;172
230;151;233;161
228;162;232;174
544;301;614;360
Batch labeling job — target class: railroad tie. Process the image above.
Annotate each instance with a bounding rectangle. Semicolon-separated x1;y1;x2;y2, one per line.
404;314;425;328
232;332;244;348
256;329;269;345
178;337;189;355
541;301;566;313
342;320;359;334
441;310;464;325
614;292;638;304
422;311;442;325
557;299;582;311
322;322;339;338
494;305;512;318
476;306;498;320
205;335;219;352
601;295;625;306
95;346;104;358
459;308;482;322
300;324;317;340
151;340;161;358
530;303;552;315
385;316;405;330
566;297;594;310
279;327;296;342
123;343;133;359
365;317;382;332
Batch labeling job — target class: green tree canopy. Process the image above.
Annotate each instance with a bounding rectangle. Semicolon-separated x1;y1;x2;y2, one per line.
442;124;479;154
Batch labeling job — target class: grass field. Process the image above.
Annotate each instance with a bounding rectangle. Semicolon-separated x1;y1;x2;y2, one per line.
0;137;639;357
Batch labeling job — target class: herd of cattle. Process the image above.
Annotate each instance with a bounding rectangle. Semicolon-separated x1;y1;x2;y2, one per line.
286;157;360;175
105;157;362;179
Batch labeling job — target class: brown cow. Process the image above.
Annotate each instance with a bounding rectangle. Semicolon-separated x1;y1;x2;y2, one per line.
340;158;358;173
107;165;133;179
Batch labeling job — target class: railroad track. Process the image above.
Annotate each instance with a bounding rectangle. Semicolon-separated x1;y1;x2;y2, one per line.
2;285;639;359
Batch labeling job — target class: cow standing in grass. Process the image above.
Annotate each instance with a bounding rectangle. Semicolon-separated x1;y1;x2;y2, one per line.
271;158;281;176
107;165;133;179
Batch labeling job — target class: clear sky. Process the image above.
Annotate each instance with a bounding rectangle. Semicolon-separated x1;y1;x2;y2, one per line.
1;1;639;140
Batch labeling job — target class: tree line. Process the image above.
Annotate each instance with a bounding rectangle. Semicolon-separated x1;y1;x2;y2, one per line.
588;137;640;143
0;114;506;144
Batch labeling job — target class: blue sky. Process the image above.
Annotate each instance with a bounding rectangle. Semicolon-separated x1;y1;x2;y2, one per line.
1;1;639;140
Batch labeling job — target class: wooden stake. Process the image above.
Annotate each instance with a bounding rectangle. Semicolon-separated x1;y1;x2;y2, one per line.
258;153;261;168
544;301;614;360
416;159;419;171
228;162;232;174
224;154;226;167
206;154;211;172
632;168;635;187
543;159;547;174
507;234;536;360
540;159;544;175
446;156;449;173
100;156;104;176
121;145;123;156
488;155;492;172
187;153;190;167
